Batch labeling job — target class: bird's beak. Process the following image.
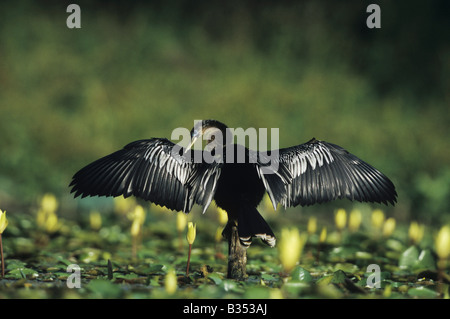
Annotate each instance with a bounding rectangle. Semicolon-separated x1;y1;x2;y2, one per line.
184;136;199;154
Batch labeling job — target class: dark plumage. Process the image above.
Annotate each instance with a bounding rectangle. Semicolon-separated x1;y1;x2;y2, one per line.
70;119;397;247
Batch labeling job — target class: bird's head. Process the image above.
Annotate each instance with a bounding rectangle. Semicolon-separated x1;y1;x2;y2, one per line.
185;120;229;153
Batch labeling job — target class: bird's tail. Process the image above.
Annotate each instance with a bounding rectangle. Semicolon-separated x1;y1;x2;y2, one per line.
237;207;276;248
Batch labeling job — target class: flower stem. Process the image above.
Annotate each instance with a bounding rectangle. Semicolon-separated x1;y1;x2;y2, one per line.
186;243;192;276
0;234;4;278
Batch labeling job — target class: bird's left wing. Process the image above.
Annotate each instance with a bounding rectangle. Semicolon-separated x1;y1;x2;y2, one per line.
69;138;222;213
256;138;397;209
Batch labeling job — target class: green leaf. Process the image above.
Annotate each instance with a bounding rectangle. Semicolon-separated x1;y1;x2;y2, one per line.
407;287;439;298
290;266;313;283
243;287;271;299
416;249;436;270
316;275;333;286
399;246;420;269
87;279;122;298
334;263;359;273
5;259;27;270
114;273;139;280
331;270;347;284
399;246;436;271
6;267;38;279
261;273;279;283
355;251;373;260
220;280;245;293
207;272;223;285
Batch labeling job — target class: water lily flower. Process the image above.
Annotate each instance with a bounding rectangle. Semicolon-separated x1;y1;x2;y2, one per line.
382;218;396;237
89;210;102;231
348;209;362;232
186;222;197;276
37;194;61;233
176;212;188;251
371;209;385;230
307;217;317;235
45;212;60;233
0;209;7;234
165;268;177;295
279;227;305;273
319;227;327;243
129;205;146;259
0;209;8;277
215;227;223;243
217;207;228;226
176;212;187;233
335;208;347;231
408;221;424;245
130;205;146;237
37;209;60;233
40;193;58;214
114;196;136;216
436;225;450;261
186;222;196;245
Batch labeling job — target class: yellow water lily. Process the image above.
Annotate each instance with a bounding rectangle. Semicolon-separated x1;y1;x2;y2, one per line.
89;210;102;231
319;227;327;243
114;196;136;216
278;227;305;273
40;193;58;214
335;208;347;231
348;209;362;232
186;222;197;276
37;209;60;233
0;209;7;234
382;218;396;237
165;268;177;295
37;193;61;233
187;222;196;245
307;217;317;235
0;209;8;277
176;212;187;233
371;209;385;229
436;225;450;261
130;205;146;237
215;227;223;243
409;221;425;244
217;207;228;226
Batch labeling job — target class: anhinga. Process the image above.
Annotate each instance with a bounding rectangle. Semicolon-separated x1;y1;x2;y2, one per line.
70;119;397;279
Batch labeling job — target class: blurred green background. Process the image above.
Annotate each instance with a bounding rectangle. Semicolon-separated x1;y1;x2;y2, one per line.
0;0;448;224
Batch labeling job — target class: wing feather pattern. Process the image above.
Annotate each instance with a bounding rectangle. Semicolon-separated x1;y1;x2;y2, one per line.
69;138;222;213
257;138;397;208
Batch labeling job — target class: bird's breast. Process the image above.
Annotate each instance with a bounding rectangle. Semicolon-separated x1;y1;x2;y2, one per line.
213;161;266;211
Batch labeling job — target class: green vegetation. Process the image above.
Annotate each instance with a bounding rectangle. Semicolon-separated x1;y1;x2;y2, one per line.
0;1;448;299
0;195;448;298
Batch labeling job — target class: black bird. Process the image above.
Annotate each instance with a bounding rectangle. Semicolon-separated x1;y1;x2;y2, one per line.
70;119;397;247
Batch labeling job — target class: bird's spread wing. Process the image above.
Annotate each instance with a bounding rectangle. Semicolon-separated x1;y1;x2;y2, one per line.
251;150;292;210
258;138;397;208
69;138;222;213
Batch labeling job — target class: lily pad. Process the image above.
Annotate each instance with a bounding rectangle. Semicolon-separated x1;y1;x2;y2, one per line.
207;272;223;285
6;267;39;279
407;286;439;298
399;246;436;271
86;279;122;298
399;246;420;269
290;266;313;283
331;270;347;284
416;250;436;270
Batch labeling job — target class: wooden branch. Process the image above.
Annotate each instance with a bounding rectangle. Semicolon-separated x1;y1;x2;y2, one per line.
227;224;247;280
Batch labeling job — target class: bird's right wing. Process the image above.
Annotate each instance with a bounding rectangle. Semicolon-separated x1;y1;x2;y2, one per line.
69;138;222;213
